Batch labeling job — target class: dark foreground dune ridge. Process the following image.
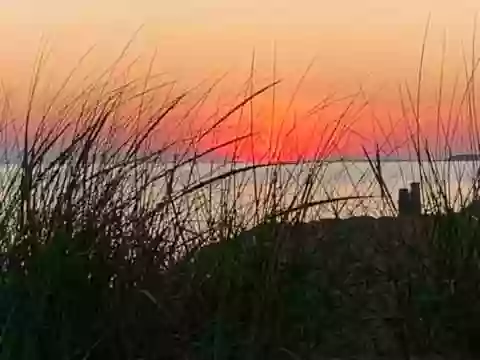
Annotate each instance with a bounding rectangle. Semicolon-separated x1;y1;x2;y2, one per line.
178;208;480;359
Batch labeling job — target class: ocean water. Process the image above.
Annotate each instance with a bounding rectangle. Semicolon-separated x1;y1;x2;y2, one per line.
1;160;478;227
165;160;480;222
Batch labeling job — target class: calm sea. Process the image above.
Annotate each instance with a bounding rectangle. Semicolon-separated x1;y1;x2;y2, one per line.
166;160;480;221
2;160;478;225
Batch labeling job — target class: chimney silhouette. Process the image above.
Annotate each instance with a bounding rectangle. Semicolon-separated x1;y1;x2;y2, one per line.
398;182;421;216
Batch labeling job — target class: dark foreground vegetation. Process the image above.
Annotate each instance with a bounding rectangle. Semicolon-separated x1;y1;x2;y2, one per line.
3;43;480;359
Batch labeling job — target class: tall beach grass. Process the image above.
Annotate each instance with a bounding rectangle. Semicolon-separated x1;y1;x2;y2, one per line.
2;29;480;359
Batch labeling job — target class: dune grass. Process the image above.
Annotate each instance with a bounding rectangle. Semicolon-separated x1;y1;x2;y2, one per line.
3;31;480;360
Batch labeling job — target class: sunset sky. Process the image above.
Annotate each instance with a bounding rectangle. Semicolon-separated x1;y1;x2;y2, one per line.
1;0;480;160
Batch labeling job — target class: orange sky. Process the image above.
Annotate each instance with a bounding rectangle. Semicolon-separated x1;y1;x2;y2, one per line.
1;0;480;160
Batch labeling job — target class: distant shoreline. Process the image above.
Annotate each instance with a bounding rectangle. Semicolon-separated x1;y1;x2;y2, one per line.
1;155;479;167
254;156;480;166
